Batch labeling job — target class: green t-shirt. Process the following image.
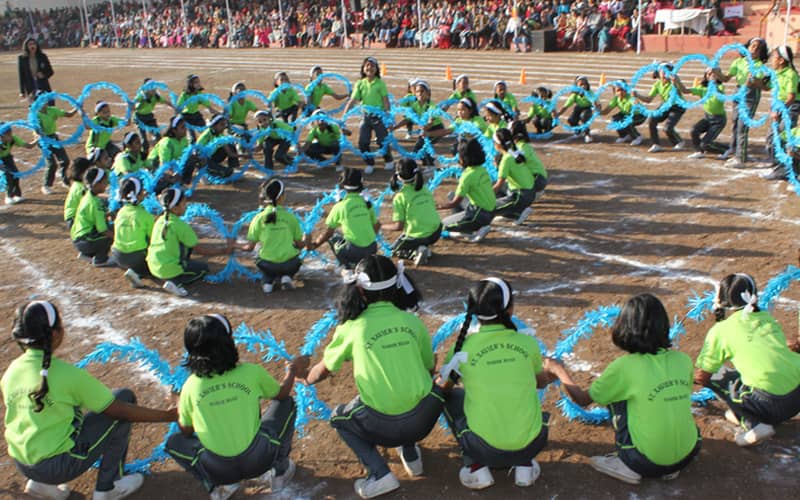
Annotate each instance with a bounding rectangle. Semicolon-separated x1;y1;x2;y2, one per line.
113;203;154;253
518;142;548;179
178;363;279;457
351;78;389;109
197;128;224;148
499;93;518;111
608;95;635;115
323;302;434;415
410;100;443;128
256;120;294;145
0;135;26;158
565;92;592;109
85;116;121;154
456;166;496;212
446;324;543;450
690;84;726;116
589;350;698;466
112;150;151;175
649;80;673;102
147;136;189;164
498;152;535;191
70;191;108;240
271;87;301;111
307;124;341;147
38;106;66;136
1;349;114;465
696;310;800;395
146;214;198;279
776;66;799;103
454;116;488;135
134;92;165;115
246;206;303;263
229;98;258;126
728;58;764;87
449;89;477;103
392;184;441;239
306;82;335;108
484;120;507;139
177;91;210;114
63;181;86;221
527;104;550;119
325;193;377;247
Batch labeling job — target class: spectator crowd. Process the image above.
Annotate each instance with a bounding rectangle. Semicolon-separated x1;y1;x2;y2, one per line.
3;0;733;53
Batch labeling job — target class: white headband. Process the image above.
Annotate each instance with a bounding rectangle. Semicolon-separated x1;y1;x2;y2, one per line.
494;80;507;89
354;260;414;294
459;98;474;109
123;131;139;146
123;177;142;203
94;101;109;114
208;314;231;334
477;278;511;321
166;189;183;209
255;110;271;120
267;179;285;202
310;65;322;78
208;114;226;127
89;147;103;164
415;80;430;92
231;81;245;94
27;301;56;328
170;115;184;129
90;168;106;186
779;45;791;63
485;102;503;115
455;74;469;84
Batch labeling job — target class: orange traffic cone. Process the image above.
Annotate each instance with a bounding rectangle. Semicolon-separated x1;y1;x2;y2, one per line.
445;65;453;81
599;73;607;85
519;68;527;85
381;62;387;76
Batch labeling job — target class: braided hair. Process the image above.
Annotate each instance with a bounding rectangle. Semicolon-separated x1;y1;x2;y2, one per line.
119;177;143;205
494;128;526;164
712;273;760;322
510;120;530;143
390;159;424;192
12;301;61;413
160;187;183;240
450;278;516;383
260;177;285;224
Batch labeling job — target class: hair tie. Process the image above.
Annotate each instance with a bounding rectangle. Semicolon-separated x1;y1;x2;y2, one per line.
123;177;142;203
208;314;231;334
231;81;245;94
27;301;57;328
740;290;758;317
355;271;398;291
90;168;106;187
40;369;49;377
477;277;511;320
395;260;415;294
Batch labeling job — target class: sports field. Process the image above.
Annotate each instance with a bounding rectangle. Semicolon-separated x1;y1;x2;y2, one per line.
0;47;798;499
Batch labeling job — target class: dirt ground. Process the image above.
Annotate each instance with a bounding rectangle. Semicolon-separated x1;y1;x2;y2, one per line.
0;48;798;499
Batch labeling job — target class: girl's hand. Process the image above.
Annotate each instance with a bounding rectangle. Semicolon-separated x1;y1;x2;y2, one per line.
772;111;779;121
289;355;311;378
543;357;564;378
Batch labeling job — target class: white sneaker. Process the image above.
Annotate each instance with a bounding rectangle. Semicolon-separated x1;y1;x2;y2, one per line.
513;458;541;487
364;165;374;175
123;269;143;288
630;136;643;146
4;195;11;206
471;225;491;242
13;195;24;204
209;483;239;500
24;480;70;500
93;473;145;500
41;185;53;195
735;423;775;447
413;246;428;267
396;444;424;477
354;472;400;499
724;409;741;426
589;454;641;485
615;135;631;143
280;275;295;290
458;465;494;490
687;151;705;159
673;141;686;150
163;280;188;297
725;158;745;168
514;207;532;226
584;134;593;143
718;148;733;160
648;144;663;153
262;282;274;294
384;160;395;171
271;459;296;492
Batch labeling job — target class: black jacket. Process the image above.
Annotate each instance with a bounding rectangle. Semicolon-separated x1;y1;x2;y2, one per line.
18;51;54;96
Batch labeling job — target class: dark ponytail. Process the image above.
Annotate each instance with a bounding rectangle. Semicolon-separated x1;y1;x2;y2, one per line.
12;301;61;413
449;293;476;384
495;128;525;164
160;187;183;240
260;178;285;225
394;159;424;191
510;120;530;143
712;273;760;322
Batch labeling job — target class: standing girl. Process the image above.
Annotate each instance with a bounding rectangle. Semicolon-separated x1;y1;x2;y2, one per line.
633;64;685;153
547;293;701;484
764;46;800;180
63;157;91;230
387;159;442;266
177;74;220;140
34;92;76;193
134;78;175;154
0;124;37;205
271;71;303;123
240;178;305;294
1;300;176;500
673;68;728;159
309;168;379;270
166;314;308;499
70;167;113;267
305;255;441;499
18;38;53;99
438;278;552;490
437;138;495;242
342;57;394;174
227;81;258;143
554;76;594;143
146;187;234;297
112;177;154;288
492;127;536;225
305;65;348;115
694;273;800;446
597;81;645;145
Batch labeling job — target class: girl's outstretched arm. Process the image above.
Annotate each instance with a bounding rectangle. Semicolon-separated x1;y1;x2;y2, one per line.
544;358;592;406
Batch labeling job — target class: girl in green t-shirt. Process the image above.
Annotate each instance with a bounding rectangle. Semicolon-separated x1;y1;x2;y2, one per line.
84;101;122;160
387;159;442;265
523;87;554;135
425;97;487;156
271;71;303;123
134;77;175;154
71;167;113;267
302;110;350;170
177;74;220;141
694;273;800;447
147;116;196;186
547;293;701;485
0;125;37;204
112;177;154;287
390;80;444;168
1;301;175;500
437;278;552;490
492;126;536;225
63;157;91;230
493;81;519;118
112;132;152;176
554;75;594;143
227;81;258;145
437;138;495;242
673;68;728;159
239;178;305;294
304;65;348;115
166;314;308;499
305;256;439;499
597;81;645;145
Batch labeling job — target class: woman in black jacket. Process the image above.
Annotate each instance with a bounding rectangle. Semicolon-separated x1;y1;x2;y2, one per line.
18;38;54;99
